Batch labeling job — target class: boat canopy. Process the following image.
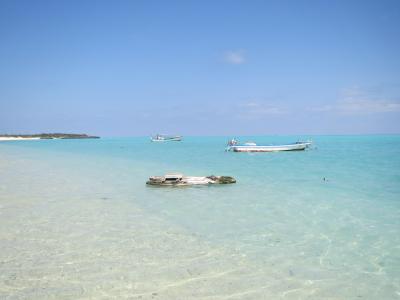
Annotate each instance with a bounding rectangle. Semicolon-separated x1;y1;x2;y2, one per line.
165;174;183;180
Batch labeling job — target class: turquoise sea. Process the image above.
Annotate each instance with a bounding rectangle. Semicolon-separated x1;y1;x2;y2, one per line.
0;136;399;299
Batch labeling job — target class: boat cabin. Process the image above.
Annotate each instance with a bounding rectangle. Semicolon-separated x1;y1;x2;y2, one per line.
164;174;183;182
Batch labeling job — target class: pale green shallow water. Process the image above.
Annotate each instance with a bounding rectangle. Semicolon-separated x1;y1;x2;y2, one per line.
0;136;399;299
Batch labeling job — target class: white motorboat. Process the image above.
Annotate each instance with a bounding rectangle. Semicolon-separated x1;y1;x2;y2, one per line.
226;139;312;152
150;134;182;142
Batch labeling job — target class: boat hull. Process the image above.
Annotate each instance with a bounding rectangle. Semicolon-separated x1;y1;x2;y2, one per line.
230;143;309;152
150;136;182;142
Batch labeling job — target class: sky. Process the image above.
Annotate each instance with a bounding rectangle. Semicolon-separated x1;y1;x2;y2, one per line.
0;0;400;136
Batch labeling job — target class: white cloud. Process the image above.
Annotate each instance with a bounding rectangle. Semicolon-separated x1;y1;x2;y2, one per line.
240;101;260;108
310;86;400;114
238;101;287;118
336;98;400;114
224;50;246;64
308;105;334;112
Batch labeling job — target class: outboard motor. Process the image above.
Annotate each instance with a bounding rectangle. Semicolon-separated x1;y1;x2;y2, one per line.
227;138;238;146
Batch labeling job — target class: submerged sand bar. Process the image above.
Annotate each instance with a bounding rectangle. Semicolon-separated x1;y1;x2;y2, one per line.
0;133;99;141
0;137;41;141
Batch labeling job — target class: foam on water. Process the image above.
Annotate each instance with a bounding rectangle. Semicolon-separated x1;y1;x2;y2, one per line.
0;136;399;299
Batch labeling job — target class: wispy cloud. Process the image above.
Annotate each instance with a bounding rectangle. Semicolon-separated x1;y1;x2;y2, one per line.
337;98;400;114
238;100;287;118
310;86;400;114
224;50;246;64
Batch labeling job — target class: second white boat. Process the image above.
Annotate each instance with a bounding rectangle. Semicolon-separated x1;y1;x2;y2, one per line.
150;134;182;142
226;139;312;152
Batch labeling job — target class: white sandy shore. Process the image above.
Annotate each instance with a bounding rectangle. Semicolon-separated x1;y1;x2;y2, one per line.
0;137;41;141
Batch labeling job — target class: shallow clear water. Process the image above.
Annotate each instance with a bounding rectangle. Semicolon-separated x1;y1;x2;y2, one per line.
0;136;399;299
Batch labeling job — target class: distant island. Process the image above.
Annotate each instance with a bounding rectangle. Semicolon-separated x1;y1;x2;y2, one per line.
0;133;100;141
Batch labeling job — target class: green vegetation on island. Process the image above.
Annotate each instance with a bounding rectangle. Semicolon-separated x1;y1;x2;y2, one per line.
0;133;100;139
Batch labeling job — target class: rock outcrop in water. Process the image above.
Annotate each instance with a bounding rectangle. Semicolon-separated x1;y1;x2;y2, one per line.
206;175;236;184
146;174;236;186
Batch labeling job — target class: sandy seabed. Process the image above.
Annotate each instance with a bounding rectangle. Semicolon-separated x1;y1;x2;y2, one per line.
0;155;279;299
1;139;399;300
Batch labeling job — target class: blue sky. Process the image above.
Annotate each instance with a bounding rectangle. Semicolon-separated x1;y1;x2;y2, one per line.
1;0;399;136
